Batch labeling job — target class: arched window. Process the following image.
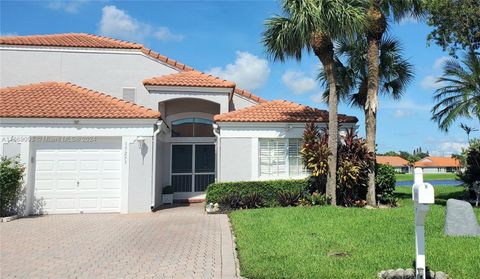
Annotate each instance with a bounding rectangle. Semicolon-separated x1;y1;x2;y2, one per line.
171;118;214;137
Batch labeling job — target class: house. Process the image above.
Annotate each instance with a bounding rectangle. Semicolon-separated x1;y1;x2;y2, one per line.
376;156;410;173
414;156;462;174
0;33;358;214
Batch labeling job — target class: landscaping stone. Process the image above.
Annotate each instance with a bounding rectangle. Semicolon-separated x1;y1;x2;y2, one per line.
444;198;480;236
0;215;18;223
377;268;451;279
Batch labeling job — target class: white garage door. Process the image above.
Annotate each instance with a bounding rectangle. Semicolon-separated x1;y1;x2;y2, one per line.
35;148;122;214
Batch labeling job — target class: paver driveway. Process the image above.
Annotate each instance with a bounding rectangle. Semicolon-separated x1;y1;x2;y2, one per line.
0;204;238;279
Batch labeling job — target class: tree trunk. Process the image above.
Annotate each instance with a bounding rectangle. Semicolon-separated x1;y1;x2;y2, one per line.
317;50;338;206
311;32;337;206
366;34;380;206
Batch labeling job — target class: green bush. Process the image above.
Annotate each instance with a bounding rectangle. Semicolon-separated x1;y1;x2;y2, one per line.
162;185;174;194
206;179;309;208
0;156;25;217
375;163;397;205
458;139;480;199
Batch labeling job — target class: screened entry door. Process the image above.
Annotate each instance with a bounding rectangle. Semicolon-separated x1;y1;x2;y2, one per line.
171;144;215;192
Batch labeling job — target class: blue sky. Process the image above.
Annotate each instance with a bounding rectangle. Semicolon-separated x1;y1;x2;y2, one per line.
1;0;476;156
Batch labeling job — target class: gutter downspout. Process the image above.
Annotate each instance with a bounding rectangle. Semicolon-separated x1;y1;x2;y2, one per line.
151;120;163;211
212;123;221;182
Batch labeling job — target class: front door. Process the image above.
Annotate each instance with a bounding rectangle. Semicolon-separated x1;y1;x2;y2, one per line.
171;144;215;193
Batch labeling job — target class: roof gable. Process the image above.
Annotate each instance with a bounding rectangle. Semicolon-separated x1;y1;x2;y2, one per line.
414;157;461;167
0;82;160;119
376;156;409;167
214;100;357;123
144;71;236;88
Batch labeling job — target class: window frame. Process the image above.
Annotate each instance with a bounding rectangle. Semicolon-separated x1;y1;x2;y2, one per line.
258;138;308;179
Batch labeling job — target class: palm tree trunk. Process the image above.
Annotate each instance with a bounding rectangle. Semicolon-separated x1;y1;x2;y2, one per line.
366;35;380;206
317;49;338;206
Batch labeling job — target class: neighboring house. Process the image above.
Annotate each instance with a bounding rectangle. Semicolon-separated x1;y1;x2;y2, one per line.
414;156;462;174
0;33;358;214
376;156;410;173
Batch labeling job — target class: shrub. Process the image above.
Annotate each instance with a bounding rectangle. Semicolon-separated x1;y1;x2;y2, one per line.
310;191;329;206
241;192;265;209
206;179;309;208
218;192;243;210
277;190;303;207
162;185;174;194
375;163;397;205
301;124;374;206
0;156;25;217
458;139;480;199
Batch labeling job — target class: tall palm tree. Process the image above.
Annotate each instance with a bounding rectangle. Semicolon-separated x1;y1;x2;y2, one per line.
319;36;414;109
363;0;423;206
460;123;478;142
262;0;366;205
432;51;480;131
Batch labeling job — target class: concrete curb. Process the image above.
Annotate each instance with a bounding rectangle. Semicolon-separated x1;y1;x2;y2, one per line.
220;214;241;278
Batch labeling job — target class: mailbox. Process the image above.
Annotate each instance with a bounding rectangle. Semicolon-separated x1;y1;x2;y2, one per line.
413;182;435;204
412;167;435;279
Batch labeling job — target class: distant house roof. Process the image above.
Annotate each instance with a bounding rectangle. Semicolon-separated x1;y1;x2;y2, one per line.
0;82;160;119
214;100;357;123
144;71;236;88
376;156;409;167
414;156;461;168
0;33;267;103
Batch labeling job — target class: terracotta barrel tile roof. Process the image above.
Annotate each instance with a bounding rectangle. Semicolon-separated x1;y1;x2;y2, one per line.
0;33;142;49
376;156;409;167
414;157;461;168
0;82;160;119
214;100;358;123
0;33;194;72
144;71;236;88
234;88;267;103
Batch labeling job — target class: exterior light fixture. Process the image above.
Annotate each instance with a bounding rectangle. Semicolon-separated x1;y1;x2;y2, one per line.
136;136;145;149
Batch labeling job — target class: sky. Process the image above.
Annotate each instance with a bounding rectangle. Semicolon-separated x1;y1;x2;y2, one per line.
1;0;477;156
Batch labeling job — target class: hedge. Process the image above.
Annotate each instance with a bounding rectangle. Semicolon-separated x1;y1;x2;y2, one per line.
206;179;309;207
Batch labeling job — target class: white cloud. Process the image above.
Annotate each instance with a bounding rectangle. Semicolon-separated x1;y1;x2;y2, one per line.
47;0;89;13
310;92;326;103
420;75;443;90
99;6;184;43
393;109;415;118
153;27;184;42
398;16;419;26
430;141;469;157
0;32;18;37
281;70;317;95
207;51;270;91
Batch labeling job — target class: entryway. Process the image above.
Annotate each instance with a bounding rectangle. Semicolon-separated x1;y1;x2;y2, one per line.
171;144;215;194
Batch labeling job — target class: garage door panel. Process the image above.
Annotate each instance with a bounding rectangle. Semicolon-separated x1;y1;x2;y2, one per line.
102;179;121;189
57;160;77;171
35;147;121;214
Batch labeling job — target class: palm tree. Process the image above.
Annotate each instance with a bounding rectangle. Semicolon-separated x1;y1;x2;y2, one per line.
262;0;366;205
460;123;478;142
319;36;414;110
432;51;480;131
363;0;423;206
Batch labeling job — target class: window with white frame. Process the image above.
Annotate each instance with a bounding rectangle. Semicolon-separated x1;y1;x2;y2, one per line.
259;138;308;178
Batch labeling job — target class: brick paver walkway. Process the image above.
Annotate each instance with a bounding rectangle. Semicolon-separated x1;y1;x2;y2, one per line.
0;204;238;279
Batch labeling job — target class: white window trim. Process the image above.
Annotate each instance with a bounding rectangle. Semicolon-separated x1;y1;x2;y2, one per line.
257;138;309;180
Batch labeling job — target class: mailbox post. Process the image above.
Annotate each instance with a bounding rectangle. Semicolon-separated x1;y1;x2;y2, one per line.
412;168;435;279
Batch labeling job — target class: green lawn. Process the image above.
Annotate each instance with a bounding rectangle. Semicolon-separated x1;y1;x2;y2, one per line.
229;187;479;279
395;173;458;181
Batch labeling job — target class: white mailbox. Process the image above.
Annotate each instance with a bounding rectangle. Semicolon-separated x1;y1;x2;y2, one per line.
413;182;435;204
412;167;435;279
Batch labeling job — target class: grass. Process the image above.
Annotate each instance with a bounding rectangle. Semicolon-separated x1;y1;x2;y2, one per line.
229;187;479;279
395;173;458;181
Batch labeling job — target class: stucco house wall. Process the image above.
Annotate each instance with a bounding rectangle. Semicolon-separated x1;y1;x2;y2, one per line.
0;47;178;110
